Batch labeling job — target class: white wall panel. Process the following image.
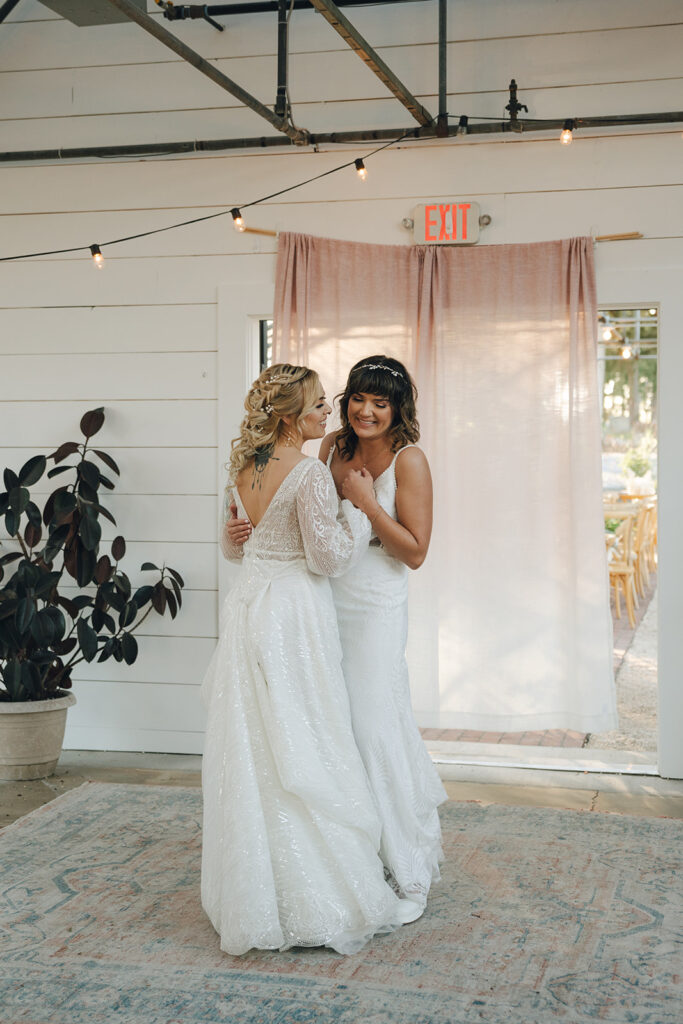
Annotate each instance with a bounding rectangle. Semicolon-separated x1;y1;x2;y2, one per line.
0;351;215;400
3;133;682;217
71;636;214;685
0;304;216;354
0;399;215;447
0;446;216;494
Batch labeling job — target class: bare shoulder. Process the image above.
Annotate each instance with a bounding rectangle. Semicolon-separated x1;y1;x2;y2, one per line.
395;445;431;482
318;429;341;463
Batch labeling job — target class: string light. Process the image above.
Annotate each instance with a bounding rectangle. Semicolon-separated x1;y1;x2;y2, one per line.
89;243;104;269
648;307;657;315
230;208;245;232
601;327;613;341
560;119;574;145
621;344;633;359
354;158;367;181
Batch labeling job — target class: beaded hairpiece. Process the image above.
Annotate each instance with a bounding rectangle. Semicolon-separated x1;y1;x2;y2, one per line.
357;362;405;380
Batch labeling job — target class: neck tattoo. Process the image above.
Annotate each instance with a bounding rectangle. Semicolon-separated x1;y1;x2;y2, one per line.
252;444;279;490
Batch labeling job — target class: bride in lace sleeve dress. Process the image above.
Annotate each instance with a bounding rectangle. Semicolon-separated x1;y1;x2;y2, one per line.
201;364;416;958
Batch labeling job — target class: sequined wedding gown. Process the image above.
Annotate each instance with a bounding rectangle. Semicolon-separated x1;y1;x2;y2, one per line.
328;445;448;908
201;457;403;956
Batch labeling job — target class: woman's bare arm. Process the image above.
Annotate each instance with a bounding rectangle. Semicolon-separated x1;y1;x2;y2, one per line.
341;448;432;570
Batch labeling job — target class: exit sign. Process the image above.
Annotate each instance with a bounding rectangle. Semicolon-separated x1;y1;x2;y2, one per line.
413;202;480;245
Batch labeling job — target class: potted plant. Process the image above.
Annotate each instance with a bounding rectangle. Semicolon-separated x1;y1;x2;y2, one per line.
0;408;184;780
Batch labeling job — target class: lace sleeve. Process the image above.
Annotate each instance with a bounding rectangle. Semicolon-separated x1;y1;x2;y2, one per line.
219;487;245;562
296;460;371;577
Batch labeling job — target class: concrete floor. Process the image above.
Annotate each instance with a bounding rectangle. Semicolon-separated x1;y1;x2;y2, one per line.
2;749;682;829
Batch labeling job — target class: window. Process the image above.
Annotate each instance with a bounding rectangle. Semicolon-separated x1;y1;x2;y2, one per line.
598;307;658;493
259;319;273;371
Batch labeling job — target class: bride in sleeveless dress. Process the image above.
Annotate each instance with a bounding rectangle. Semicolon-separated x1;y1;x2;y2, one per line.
227;356;446;918
201;363;418;958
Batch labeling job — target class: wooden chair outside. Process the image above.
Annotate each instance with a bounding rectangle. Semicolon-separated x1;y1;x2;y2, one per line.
606;512;637;628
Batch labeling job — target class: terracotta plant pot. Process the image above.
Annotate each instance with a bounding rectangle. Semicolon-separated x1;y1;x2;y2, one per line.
0;691;77;781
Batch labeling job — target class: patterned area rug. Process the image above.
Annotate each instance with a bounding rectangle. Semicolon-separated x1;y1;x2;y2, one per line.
1;782;681;1024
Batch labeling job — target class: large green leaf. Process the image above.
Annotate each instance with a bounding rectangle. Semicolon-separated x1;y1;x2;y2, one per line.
94;554;112;585
79;408;105;438
76;617;98;662
53;491;77;524
111;536;126;562
0;492;9;515
24;522;42;549
25;501;42;528
76;545;97;588
3;469;18;491
30;609;56;646
92;449;120;476
79;514;102;552
165;588;178;620
43;523;71;563
4;509;20;536
120;632;138;665
119;600;138;629
15;597;36;636
79;460;100;491
47;465;74;479
8;487;30;514
112;573;131;598
151;582;167;615
21;662;42;699
33;570;62;598
18;455;46;487
0;551;21;568
50;441;80;464
140;562;159;572
133;585;153;607
2;659;24;700
167;567;185;589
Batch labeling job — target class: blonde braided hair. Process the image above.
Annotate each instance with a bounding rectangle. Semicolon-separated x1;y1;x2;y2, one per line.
227;363;321;485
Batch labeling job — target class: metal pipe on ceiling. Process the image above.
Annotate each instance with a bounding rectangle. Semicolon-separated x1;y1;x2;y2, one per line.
437;0;447;136
307;0;434;127
179;0;431;15
0;0;22;24
103;0;310;144
2;111;682;164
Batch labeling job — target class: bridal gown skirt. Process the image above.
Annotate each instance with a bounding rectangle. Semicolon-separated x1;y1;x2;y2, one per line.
331;546;448;907
201;554;402;956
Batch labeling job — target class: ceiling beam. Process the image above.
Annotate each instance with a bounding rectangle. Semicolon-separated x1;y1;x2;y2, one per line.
308;0;434;127
103;0;310;144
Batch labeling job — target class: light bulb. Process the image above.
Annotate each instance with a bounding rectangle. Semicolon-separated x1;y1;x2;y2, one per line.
90;243;104;269
231;207;245;232
602;327;612;341
560;119;574;145
622;345;633;359
648;308;657;315
354;158;367;181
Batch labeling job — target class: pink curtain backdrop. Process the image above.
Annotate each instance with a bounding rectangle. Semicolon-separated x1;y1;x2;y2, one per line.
273;232;616;732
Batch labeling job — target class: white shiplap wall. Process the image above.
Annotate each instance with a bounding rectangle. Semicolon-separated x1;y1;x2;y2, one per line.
1;1;682;769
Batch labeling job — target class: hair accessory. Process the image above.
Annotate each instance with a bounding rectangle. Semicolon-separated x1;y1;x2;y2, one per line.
264;403;274;414
358;362;405;380
265;374;290;384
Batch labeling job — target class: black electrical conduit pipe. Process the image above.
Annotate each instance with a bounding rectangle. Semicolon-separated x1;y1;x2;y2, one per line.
2;112;682;164
0;0;22;24
161;0;431;16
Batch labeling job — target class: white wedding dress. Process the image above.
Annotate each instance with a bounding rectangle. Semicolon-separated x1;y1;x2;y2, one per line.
327;445;448;907
201;457;404;956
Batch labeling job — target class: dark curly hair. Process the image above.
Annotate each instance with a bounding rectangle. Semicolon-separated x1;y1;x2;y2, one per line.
335;355;420;460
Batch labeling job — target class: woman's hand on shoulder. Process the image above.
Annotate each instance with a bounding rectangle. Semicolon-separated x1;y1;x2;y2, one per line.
341;467;379;517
